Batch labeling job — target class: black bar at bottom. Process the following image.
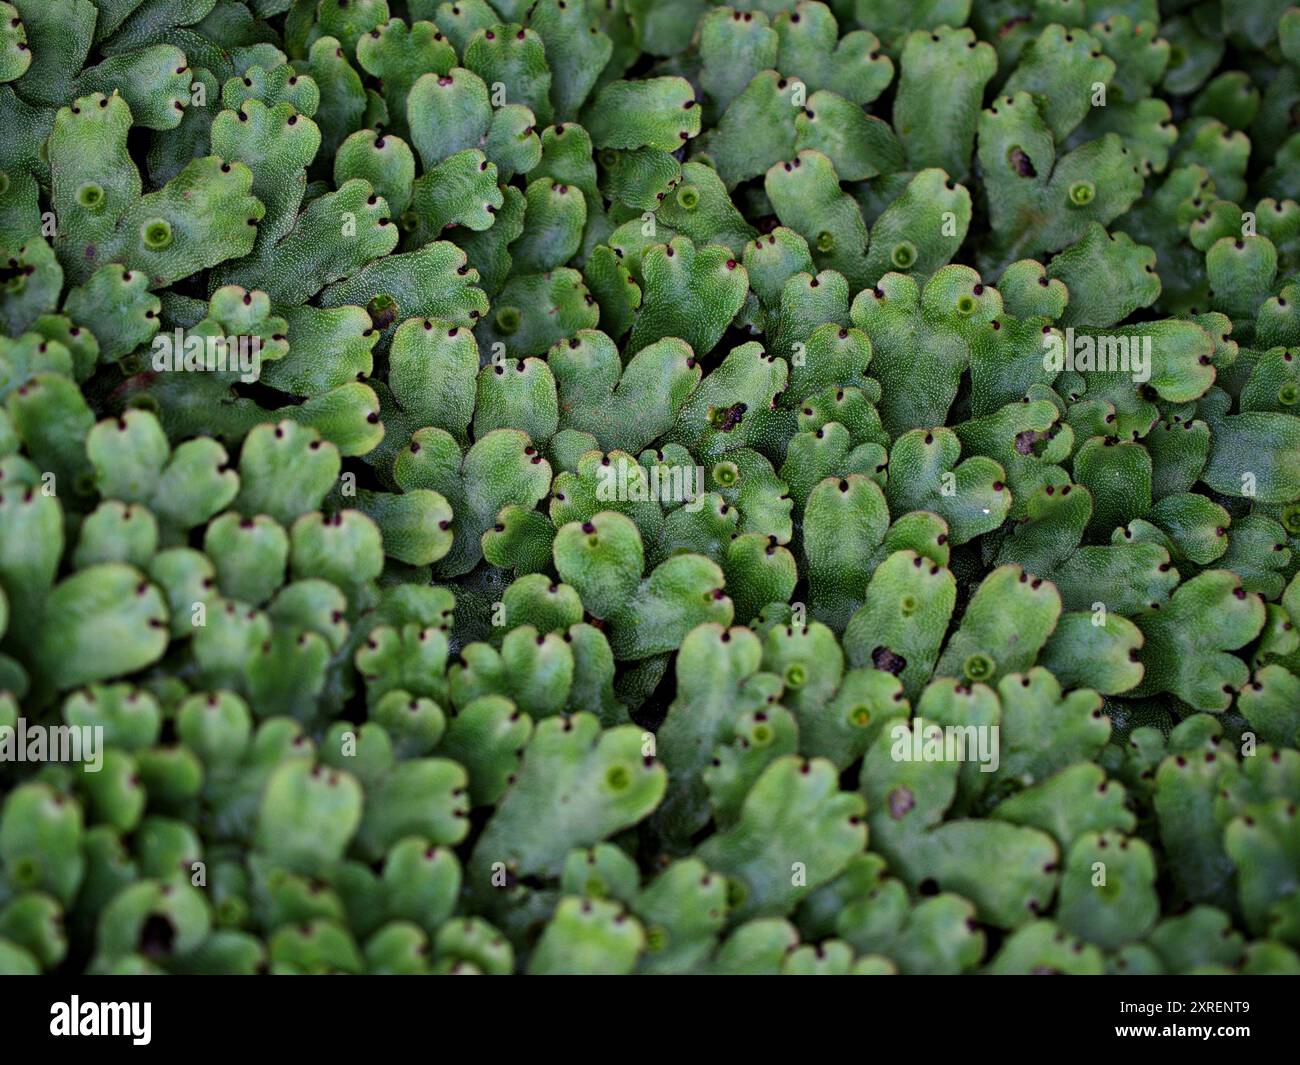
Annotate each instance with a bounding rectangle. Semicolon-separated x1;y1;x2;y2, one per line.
0;975;1293;1053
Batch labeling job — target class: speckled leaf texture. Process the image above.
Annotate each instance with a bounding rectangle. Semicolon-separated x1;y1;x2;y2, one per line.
0;0;1297;980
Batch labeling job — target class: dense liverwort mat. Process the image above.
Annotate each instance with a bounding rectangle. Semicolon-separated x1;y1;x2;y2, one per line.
0;0;1298;976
